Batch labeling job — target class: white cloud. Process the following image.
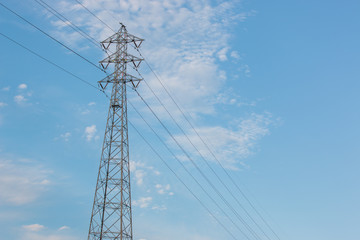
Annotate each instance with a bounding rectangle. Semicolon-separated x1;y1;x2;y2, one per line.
2;86;10;91
0;158;51;205
239;64;251;77
217;47;228;61
130;160;161;186
50;0;249;117
151;205;167;211
230;51;240;60
0;102;7;107
133;196;152;208
58;226;70;231
14;95;27;104
21;233;79;240
60;132;71;141
47;1;268;169
214;89;244;106
88;102;96;106
155;183;172;195
173;113;272;169
18;83;28;90
22;224;45;232
84;125;97;141
130;160;145;172
134;169;145;186
81;109;90;115
20;225;79;240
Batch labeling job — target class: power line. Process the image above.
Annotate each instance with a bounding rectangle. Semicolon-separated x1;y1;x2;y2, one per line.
52;8;280;237
43;9;261;236
33;8;275;237
1;26;246;240
0;1;106;73
97;3;120;23
6;0;281;238
0;32;106;96
31;0;118;58
132;91;263;240
136;48;282;240
133;69;265;239
128;119;238;240
36;0;280;235
73;0;116;33
33;0;102;50
128;99;250;240
134;62;273;240
2;2;261;238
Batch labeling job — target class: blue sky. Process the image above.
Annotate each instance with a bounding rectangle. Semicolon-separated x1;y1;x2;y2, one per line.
0;0;359;240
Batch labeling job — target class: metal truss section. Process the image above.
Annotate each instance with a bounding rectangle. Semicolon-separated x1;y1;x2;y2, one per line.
88;24;143;240
100;52;143;70
101;28;144;50
99;72;143;90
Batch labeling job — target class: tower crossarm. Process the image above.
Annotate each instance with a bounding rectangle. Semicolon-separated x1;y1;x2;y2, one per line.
101;29;144;50
100;52;143;70
98;72;143;90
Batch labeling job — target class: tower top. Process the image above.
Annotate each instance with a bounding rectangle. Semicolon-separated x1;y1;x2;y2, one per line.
98;24;144;90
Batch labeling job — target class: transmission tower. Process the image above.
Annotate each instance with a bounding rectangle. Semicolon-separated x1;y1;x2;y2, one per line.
88;24;143;240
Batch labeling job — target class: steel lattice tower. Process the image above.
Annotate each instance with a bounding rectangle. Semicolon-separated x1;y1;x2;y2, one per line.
88;24;143;240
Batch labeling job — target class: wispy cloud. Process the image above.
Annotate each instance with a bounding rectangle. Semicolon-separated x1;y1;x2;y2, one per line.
58;226;70;231
0;102;7;107
20;224;79;240
217;47;229;61
134;169;146;186
47;0;250;117
239;64;251;77
0;158;51;205
173;113;273;169
18;83;28;90
130;160;161;186
133;196;152;208
84;125;97;141
230;50;241;60
155;183;173;196
14;95;27;104
22;224;45;232
151;205;167;211
60;132;71;141
45;1;269;170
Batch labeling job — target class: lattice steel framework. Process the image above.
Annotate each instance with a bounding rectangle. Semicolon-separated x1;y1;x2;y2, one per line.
88;24;143;240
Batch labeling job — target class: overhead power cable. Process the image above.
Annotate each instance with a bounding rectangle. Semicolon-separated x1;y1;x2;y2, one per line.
1;3;254;239
0;32;107;97
63;1;261;233
12;0;281;238
128;100;250;240
132;91;264;240
0;1;106;73
133;68;266;240
73;0;116;33
128;121;238;240
136;48;282;240
60;8;281;237
33;0;102;50
134;66;273;240
31;0;118;58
